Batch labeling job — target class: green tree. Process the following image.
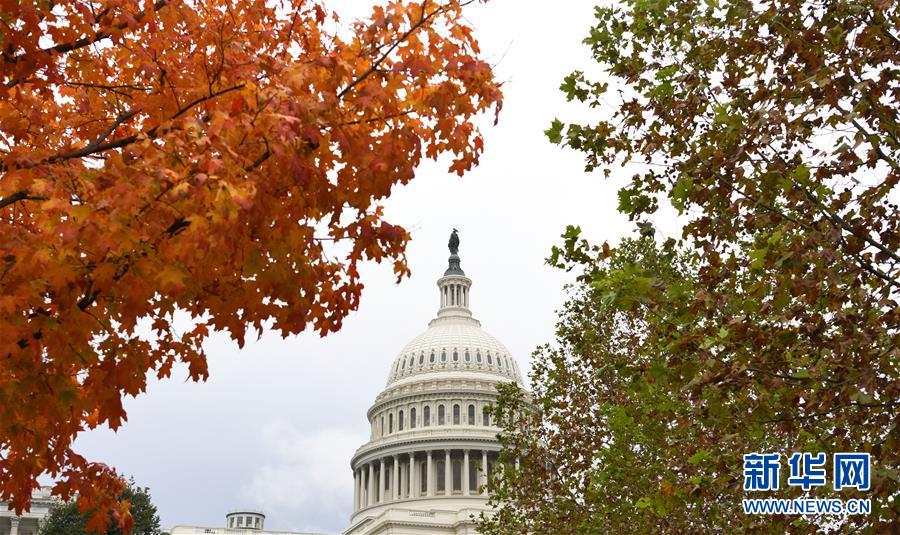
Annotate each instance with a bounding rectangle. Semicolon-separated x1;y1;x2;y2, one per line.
482;235;718;533
41;480;161;535
482;0;898;532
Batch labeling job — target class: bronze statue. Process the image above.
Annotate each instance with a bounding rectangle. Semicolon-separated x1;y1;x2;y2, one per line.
448;228;460;255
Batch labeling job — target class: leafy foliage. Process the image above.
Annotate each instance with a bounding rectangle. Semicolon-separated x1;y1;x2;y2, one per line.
482;0;898;532
40;479;161;535
0;0;501;530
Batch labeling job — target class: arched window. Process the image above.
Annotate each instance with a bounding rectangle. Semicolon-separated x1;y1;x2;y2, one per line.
464;349;470;362
452;350;459;362
438;405;445;425
476;350;482;363
468;404;475;425
483;410;490;426
400;358;405;370
487;352;492;364
498;356;503;368
409;356;415;367
419;353;424;365
381;416;385;436
441;350;447;363
423;406;431;426
410;407;417;429
453;404;460;425
398;409;405;431
388;413;393;433
429;351;435;364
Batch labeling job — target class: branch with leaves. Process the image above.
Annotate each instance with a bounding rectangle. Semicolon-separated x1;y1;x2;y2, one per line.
0;0;502;531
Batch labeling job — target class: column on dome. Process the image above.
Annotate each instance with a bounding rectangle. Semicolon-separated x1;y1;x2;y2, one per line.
400;458;407;498
356;469;363;509
353;469;359;510
379;458;386;503
367;463;375;506
426;450;434;497
444;450;452;496
481;450;489;494
463;450;470;496
410;452;418;498
392;454;400;501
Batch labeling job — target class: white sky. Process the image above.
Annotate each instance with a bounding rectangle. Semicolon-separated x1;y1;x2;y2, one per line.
73;1;651;533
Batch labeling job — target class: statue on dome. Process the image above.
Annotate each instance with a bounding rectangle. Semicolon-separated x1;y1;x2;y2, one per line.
448;228;460;255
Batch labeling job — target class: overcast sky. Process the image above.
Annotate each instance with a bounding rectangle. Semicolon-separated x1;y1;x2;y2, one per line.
73;1;647;533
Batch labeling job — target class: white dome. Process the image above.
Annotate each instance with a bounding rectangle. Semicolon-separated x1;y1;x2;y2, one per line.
387;315;522;385
347;232;524;535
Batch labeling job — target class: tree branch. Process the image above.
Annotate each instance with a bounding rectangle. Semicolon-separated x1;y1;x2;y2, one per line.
0;190;48;209
336;1;455;100
3;1;169;66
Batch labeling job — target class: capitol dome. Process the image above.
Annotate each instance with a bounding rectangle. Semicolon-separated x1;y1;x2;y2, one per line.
386;308;523;387
344;231;523;535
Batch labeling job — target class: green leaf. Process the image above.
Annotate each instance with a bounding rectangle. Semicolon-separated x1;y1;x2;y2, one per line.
545;118;565;144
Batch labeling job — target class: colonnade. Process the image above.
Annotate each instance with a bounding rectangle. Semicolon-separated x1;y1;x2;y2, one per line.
352;449;495;511
440;281;469;309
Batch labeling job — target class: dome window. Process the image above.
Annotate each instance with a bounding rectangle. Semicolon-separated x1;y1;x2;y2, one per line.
487;352;492;364
441;350;447;363
438;404;445;425
452;350;459;362
399;409;404;431
429;351;435;364
464;350;470;362
483;410;490;426
410;407;417;429
476;350;482;363
468;404;475;425
498;356;503;368
418;353;424;365
453;404;460;425
409;355;415;367
424;406;431;426
400;359;405;370
389;413;393;433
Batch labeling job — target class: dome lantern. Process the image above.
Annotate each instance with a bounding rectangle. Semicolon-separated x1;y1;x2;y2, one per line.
436;229;473;319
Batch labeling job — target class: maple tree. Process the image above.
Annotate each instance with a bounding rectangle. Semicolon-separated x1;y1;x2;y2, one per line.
482;0;897;533
0;0;501;531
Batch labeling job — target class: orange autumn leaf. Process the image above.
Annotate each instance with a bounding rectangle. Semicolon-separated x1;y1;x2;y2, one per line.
0;0;502;531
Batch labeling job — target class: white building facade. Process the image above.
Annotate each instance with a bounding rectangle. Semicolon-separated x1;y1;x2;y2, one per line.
344;234;523;535
0;487;59;535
